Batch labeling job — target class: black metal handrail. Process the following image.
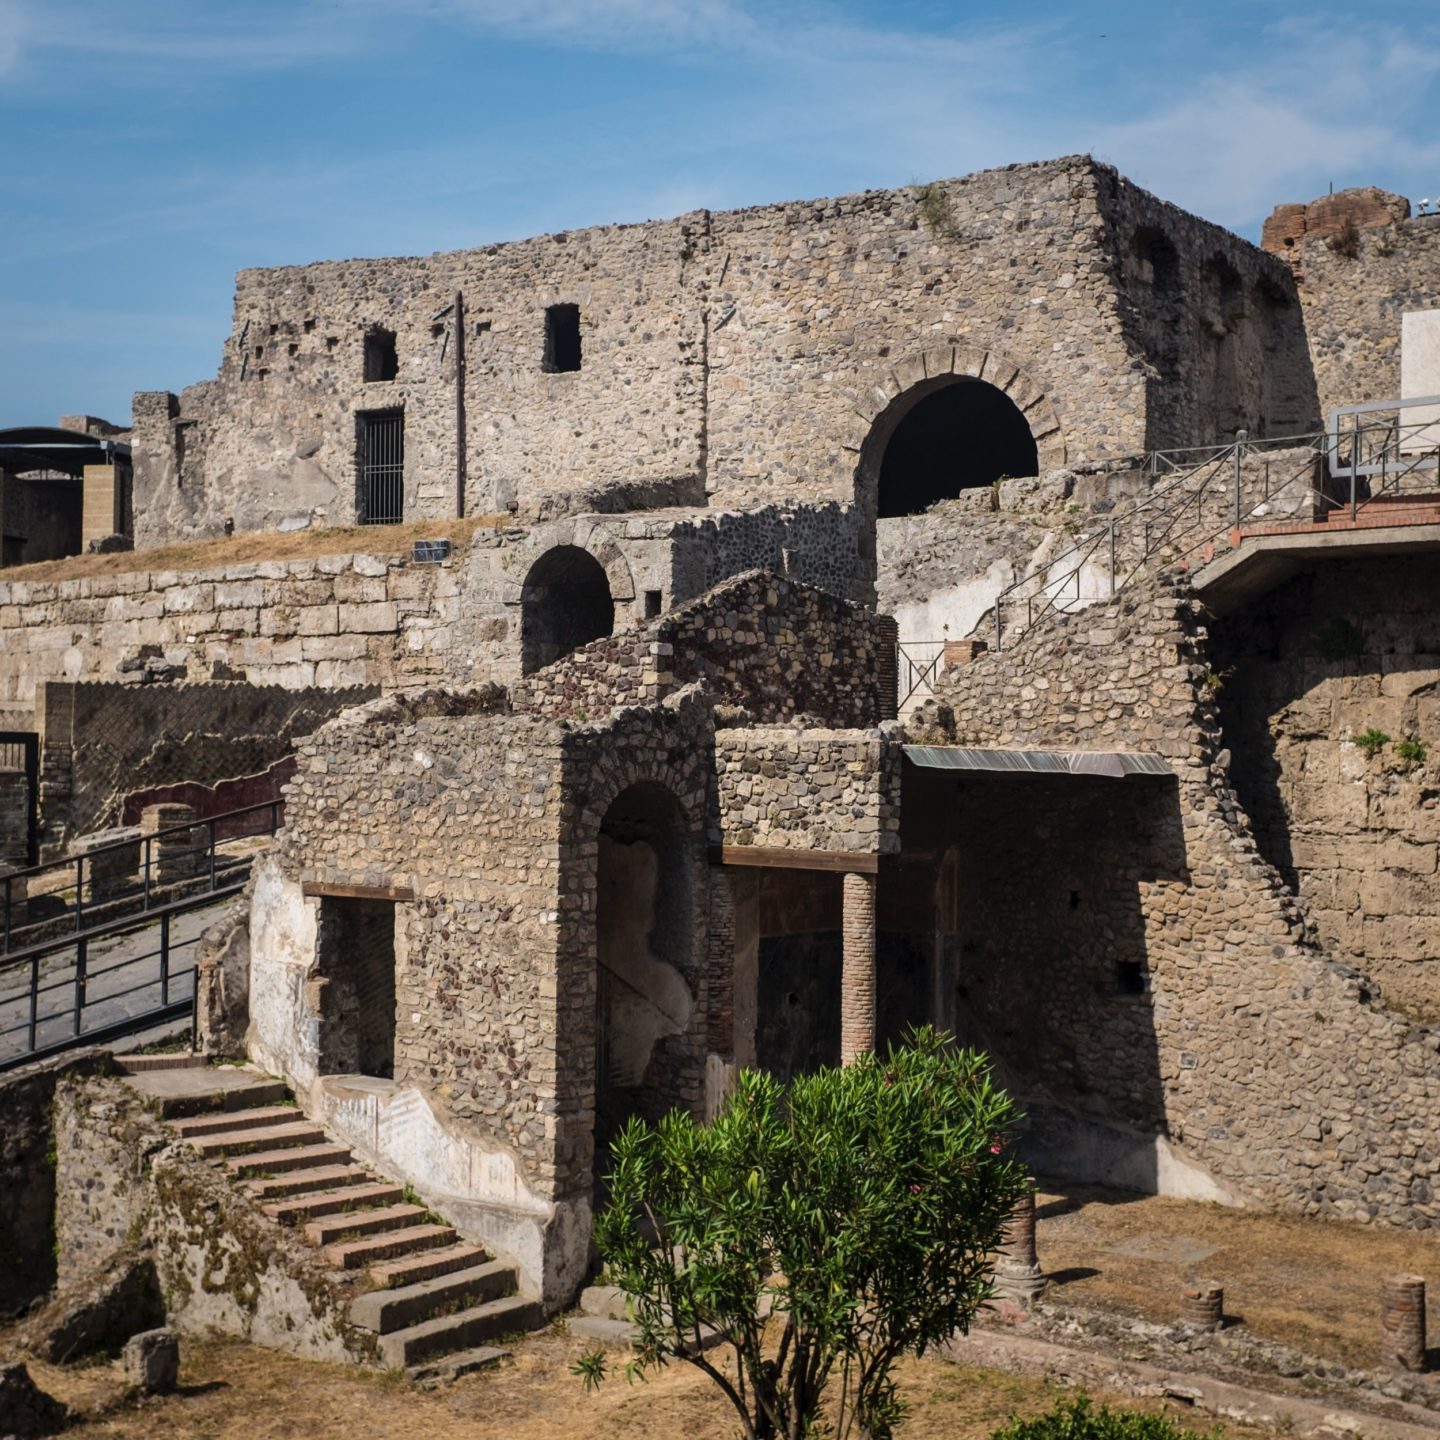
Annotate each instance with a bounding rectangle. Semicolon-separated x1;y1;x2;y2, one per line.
1;798;282;953
0;883;244;1072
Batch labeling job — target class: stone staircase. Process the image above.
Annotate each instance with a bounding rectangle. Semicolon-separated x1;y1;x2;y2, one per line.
118;1056;542;1378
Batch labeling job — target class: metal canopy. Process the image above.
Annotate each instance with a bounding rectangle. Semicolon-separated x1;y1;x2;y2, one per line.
902;745;1173;779
0;426;130;476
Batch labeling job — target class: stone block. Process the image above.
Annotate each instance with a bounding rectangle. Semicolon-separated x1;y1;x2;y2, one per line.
338;601;399;634
123;1327;180;1394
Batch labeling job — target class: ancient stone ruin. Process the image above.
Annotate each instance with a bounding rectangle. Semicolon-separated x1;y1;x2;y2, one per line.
2;158;1439;1379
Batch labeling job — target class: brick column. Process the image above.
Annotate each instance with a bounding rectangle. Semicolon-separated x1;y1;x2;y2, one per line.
840;871;876;1064
1381;1274;1427;1371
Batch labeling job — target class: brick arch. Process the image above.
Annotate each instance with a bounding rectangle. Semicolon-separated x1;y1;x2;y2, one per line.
833;343;1066;507
499;521;636;607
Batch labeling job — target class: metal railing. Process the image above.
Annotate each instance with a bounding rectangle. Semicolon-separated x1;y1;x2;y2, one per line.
0;885;241;1072
1323;397;1440;519
2;798;283;954
897;641;946;708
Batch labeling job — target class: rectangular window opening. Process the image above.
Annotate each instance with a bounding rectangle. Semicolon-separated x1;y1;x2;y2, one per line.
1116;960;1147;996
544;303;582;373
357;409;404;525
644;589;663;619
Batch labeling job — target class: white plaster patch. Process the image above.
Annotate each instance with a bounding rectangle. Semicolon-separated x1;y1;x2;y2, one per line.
1400;310;1440;451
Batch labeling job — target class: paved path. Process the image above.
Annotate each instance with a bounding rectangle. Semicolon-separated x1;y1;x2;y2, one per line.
0;902;222;1065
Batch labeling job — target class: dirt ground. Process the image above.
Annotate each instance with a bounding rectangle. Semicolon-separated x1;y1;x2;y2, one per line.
1035;1181;1440;1370
12;1180;1437;1438
28;1331;1278;1440
2;514;509;584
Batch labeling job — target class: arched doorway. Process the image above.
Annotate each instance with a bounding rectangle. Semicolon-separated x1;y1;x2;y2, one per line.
870;377;1039;518
594;781;695;1180
520;545;615;674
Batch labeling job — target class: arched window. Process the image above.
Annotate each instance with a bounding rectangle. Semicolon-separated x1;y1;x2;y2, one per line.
520;545;615;673
870;378;1039;519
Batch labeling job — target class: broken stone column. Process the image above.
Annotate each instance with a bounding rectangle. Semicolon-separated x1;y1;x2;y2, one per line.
840;871;876;1064
123;1327;180;1394
0;862;27;933
993;1183;1046;1309
1180;1281;1225;1331
1380;1273;1427;1371
140;803;201;886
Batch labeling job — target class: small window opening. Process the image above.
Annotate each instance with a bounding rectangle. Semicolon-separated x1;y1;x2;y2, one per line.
287;342;299;357
1069;890;1081;910
644;589;663;619
326;336;338;351
364;327;399;383
303;318;316;333
1117;961;1146;995
544;303;582;373
474;319;492;336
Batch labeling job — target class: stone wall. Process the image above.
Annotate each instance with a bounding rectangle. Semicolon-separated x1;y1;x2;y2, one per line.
710;724;901;855
0;765;28;865
37;680;376;853
929;574;1440;1228
517;570;892;727
1212;556;1440;1024
0;503;864;714
0;1050;112;1315
1263;187;1440;422
133;156;1309;543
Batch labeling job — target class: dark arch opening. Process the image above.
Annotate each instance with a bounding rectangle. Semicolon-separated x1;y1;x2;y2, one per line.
520;545;615;674
595;781;694;1185
874;378;1039;519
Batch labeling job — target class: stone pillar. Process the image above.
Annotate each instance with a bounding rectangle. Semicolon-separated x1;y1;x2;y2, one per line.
1381;1274;1427;1371
140;803;200;886
994;1183;1046;1309
71;827;141;904
1181;1282;1224;1331
840;871;876;1064
874;615;899;722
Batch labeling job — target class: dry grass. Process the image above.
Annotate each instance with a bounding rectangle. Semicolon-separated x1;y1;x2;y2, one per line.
1;515;513;585
26;1330;1283;1440
1036;1181;1440;1369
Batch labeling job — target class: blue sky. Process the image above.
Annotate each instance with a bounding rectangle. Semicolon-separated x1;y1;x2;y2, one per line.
2;0;1439;427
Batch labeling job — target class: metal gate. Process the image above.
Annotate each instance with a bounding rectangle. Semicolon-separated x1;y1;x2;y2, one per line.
0;731;38;867
358;409;404;525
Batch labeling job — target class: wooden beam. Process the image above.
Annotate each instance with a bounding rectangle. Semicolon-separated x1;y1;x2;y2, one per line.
709;844;879;875
302;880;415;903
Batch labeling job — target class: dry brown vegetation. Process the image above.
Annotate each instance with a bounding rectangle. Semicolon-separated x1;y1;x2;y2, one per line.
1;515;513;585
1037;1182;1440;1369
29;1332;1280;1440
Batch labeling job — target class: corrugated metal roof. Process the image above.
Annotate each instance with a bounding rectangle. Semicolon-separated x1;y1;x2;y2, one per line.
902;746;1173;779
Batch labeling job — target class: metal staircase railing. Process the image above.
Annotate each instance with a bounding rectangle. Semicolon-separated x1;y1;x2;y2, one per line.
2;798;282;953
988;433;1329;651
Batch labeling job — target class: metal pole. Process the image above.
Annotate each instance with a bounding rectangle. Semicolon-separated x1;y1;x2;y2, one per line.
1109;522;1117;595
160;910;171;1006
3;873;9;952
28;951;39;1051
143;834;152;909
994;598;1002;653
74;856;84;933
1232;442;1242;529
73;936;87;1037
208;819;217;893
1351;413;1360;520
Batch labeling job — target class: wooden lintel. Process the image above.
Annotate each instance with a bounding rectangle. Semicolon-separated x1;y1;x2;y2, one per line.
709;845;879;875
302;881;415;903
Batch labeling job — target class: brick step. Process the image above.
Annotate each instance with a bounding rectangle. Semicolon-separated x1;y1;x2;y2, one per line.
378;1295;543;1368
325;1224;457;1270
368;1244;489;1290
263;1182;405;1225
149;1078;288;1119
227;1142;353;1178
304;1203;430;1248
171;1105;300;1139
188;1120;327;1158
245;1165;374;1201
350;1260;515;1335
113;1053;207;1074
